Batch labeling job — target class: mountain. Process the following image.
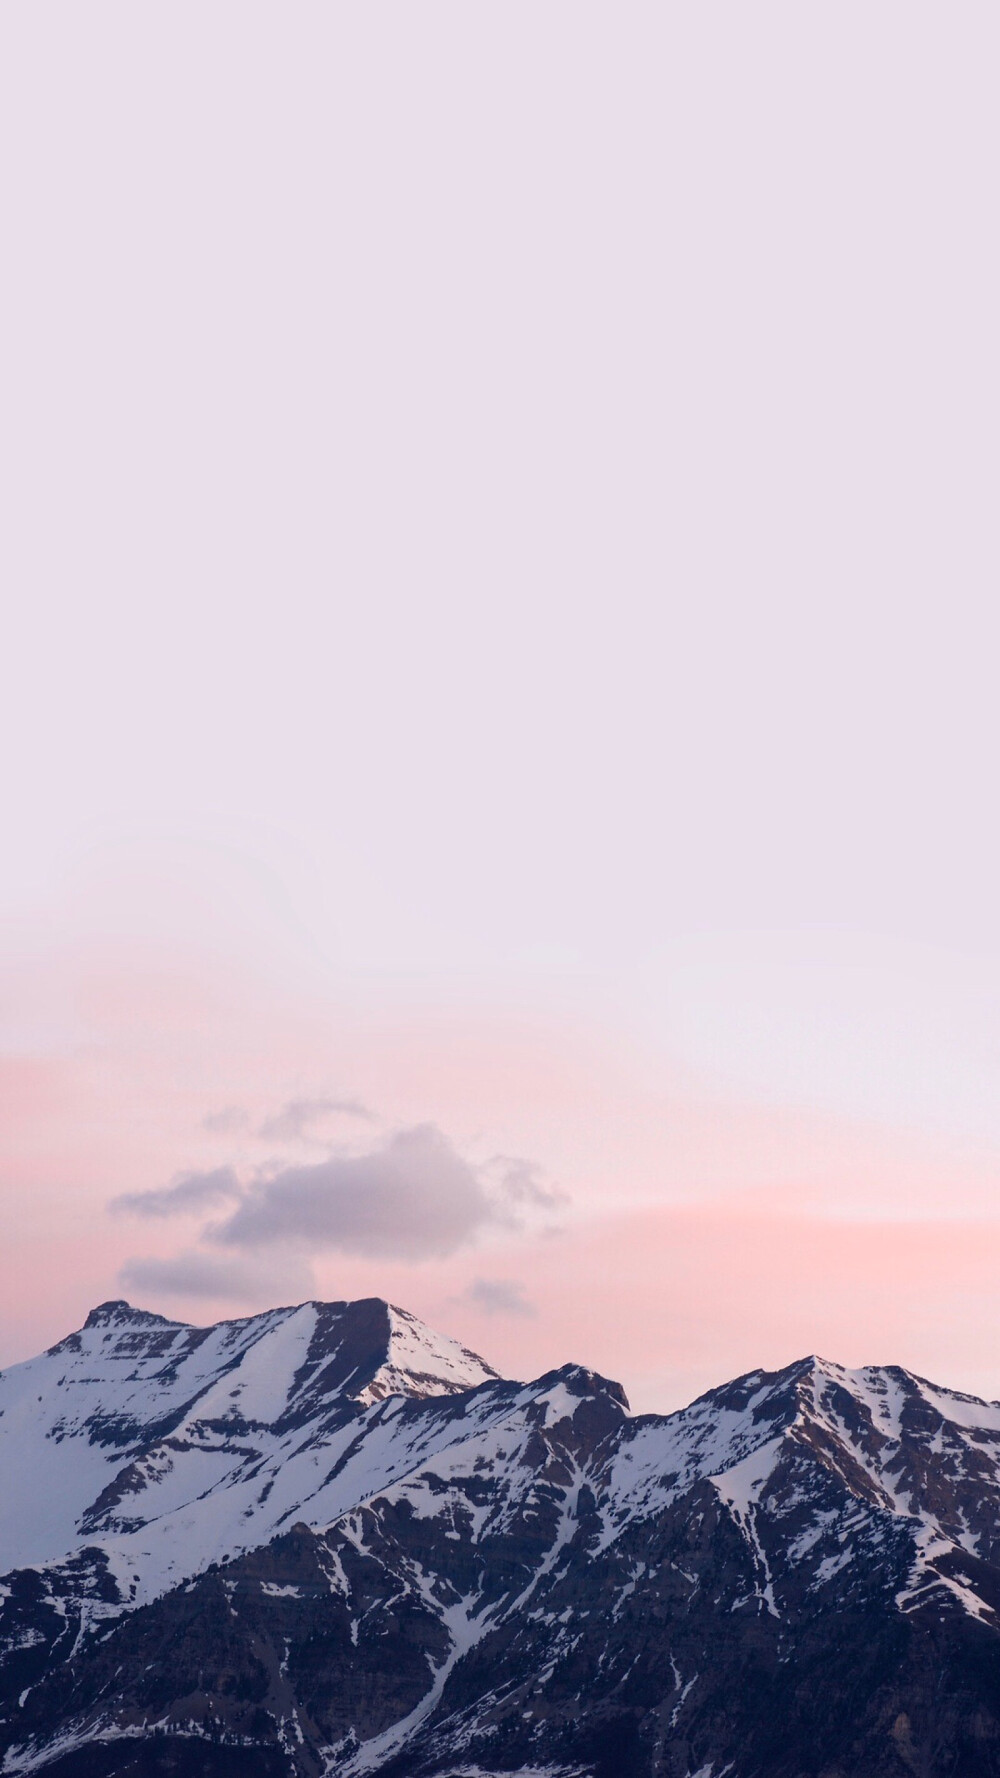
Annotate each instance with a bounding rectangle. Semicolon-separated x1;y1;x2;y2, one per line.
4;1301;1000;1777
0;1298;497;1596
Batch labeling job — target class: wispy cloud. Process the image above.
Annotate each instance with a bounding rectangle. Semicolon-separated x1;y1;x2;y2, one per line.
119;1248;312;1304
202;1107;250;1135
486;1154;567;1209
257;1097;375;1142
465;1277;536;1317
110;1167;242;1219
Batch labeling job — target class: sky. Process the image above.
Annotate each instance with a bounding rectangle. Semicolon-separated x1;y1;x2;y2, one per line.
2;3;999;1413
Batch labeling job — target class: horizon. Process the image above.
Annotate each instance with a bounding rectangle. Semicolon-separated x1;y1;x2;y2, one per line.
14;1290;1000;1419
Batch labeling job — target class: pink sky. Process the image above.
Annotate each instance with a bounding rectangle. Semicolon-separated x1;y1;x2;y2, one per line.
1;5;999;1411
4;928;999;1412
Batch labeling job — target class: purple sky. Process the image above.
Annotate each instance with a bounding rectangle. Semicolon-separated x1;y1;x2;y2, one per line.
2;4;999;1410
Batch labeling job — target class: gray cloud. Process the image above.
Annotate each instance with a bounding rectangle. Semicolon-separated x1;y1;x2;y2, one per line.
202;1107;250;1135
466;1277;536;1317
110;1167;243;1219
210;1124;498;1261
257;1097;375;1142
120;1248;312;1304
485;1154;568;1210
110;1124;562;1278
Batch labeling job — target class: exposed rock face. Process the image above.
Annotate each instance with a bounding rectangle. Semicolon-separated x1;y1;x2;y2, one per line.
4;1304;1000;1775
0;1297;497;1580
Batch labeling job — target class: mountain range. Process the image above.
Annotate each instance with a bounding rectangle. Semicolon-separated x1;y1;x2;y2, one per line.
3;1297;1000;1777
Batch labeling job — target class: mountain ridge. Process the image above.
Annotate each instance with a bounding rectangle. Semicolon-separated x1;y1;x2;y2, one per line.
4;1299;1000;1776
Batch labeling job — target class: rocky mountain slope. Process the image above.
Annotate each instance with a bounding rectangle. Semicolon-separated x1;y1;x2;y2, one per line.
4;1300;1000;1776
0;1298;497;1597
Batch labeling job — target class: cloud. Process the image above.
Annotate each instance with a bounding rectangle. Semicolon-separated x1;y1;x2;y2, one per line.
211;1124;501;1261
119;1248;313;1304
486;1154;567;1210
466;1277;536;1317
108;1126;561;1276
257;1097;375;1142
202;1106;250;1135
110;1167;243;1219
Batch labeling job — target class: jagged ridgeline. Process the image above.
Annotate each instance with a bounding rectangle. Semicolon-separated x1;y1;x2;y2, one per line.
3;1299;1000;1777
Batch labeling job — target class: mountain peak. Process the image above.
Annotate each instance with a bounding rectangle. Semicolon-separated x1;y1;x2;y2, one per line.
358;1299;500;1402
82;1300;181;1330
537;1362;630;1410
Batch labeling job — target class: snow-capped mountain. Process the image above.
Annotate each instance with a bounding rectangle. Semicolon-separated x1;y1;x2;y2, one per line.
0;1298;496;1590
4;1301;1000;1777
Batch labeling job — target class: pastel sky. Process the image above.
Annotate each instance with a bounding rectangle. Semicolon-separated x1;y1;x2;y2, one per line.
2;4;999;1413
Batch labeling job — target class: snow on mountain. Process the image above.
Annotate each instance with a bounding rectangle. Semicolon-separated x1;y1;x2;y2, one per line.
6;1304;1000;1776
591;1351;1000;1565
366;1304;499;1404
0;1298;497;1588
